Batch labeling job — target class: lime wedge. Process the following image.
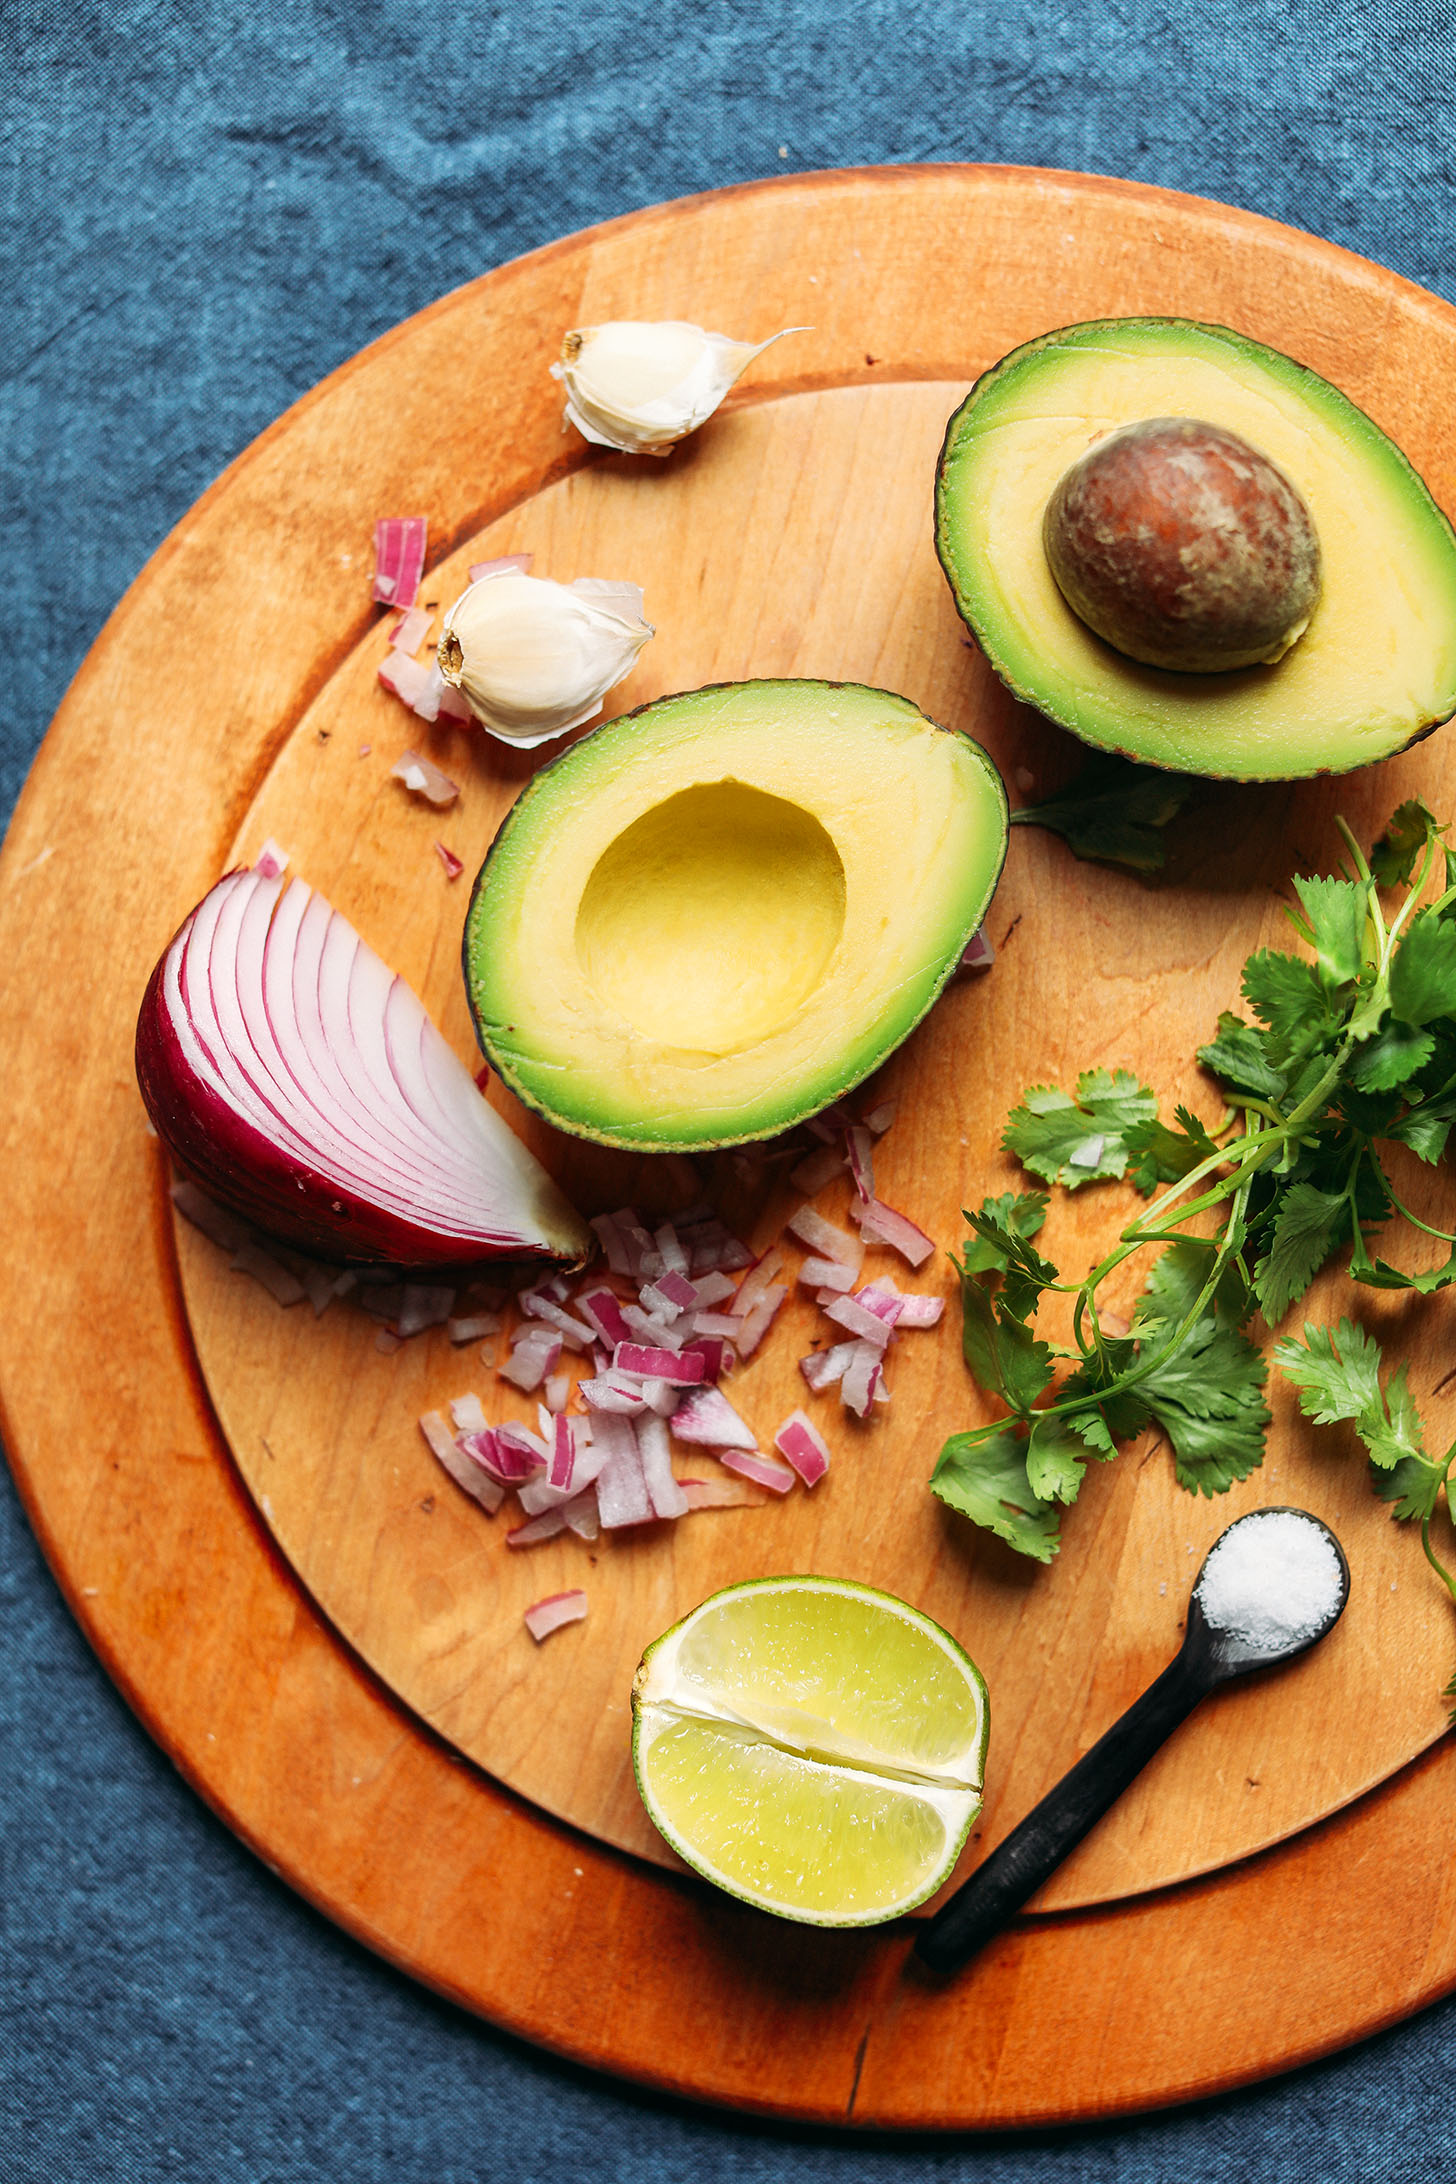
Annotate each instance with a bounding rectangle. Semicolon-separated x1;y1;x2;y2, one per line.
631;1575;988;1927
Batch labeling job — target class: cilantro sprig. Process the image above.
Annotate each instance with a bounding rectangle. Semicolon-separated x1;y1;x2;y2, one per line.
933;802;1456;1615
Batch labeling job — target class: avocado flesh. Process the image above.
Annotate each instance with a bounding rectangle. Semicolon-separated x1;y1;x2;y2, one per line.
936;318;1456;780
463;680;1008;1150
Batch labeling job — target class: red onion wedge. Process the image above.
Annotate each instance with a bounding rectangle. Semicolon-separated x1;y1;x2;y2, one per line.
136;865;591;1269
773;1409;831;1486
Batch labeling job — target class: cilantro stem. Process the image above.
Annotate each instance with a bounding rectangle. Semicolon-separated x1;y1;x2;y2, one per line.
1364;1147;1456;1246
1420;1454;1456;1606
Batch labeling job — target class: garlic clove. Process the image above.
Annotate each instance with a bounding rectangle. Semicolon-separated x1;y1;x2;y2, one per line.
437;569;653;748
551;320;809;456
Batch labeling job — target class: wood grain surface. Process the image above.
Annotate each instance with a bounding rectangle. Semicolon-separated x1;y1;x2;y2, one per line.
4;165;1456;2127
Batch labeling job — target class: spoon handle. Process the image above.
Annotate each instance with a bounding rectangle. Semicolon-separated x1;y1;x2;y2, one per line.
916;1645;1212;1976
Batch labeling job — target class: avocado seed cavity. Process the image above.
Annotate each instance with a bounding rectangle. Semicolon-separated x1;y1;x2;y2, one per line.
1043;416;1322;674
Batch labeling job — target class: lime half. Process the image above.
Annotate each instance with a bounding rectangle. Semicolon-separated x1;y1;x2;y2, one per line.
631;1575;989;1927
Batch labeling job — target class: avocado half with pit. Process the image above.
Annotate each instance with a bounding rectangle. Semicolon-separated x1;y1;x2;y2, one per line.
462;679;1007;1150
935;317;1456;780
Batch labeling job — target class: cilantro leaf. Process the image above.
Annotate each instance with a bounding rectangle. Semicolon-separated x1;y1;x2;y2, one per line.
1138;1238;1252;1330
1275;1318;1427;1469
1009;757;1199;874
1290;873;1366;986
1002;1070;1159;1189
1240;950;1334;1063
961;1202;1058;1322
1389;912;1456;1027
1376;1455;1446;1524
959;1281;1055;1411
1370;799;1436;888
1197;1012;1288;1100
1025;1411;1088;1503
959;1190;1049;1276
1137;1319;1271;1495
1388;1094;1456;1164
1347;1020;1436;1092
1252;1181;1348;1324
931;1427;1062;1561
1124;1105;1222;1194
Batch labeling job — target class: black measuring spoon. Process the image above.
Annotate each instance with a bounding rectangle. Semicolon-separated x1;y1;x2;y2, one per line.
916;1506;1351;1978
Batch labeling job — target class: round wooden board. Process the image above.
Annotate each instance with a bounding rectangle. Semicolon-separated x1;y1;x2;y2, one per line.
5;166;1456;2128
178;374;1452;1913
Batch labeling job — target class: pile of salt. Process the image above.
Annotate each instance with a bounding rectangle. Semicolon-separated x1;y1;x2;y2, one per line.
1194;1509;1344;1651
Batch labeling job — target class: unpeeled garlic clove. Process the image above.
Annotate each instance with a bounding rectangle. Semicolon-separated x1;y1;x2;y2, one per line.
551;320;808;456
437;569;652;748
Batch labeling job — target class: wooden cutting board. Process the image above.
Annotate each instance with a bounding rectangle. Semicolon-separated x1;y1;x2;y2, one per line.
5;165;1456;2127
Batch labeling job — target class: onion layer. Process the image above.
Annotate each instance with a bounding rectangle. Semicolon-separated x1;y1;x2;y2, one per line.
136;864;591;1269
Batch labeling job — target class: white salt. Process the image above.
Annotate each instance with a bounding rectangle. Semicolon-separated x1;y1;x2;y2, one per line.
1195;1509;1344;1651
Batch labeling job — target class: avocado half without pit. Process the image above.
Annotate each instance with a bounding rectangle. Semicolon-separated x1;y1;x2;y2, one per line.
462;679;1008;1151
935;317;1456;779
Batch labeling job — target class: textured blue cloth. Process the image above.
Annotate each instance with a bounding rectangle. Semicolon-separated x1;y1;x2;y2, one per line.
4;2;1456;2176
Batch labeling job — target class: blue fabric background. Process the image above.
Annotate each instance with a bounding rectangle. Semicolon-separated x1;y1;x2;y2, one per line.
3;2;1454;2176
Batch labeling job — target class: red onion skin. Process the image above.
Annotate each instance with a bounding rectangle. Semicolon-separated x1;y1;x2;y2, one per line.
135;915;585;1273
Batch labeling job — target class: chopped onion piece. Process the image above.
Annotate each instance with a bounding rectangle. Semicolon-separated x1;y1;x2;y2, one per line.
734;1284;786;1359
845;1125;876;1203
253;839;290;881
230;1240;306;1306
447;1310;503;1343
594;1417;653;1527
861;1099;898;1136
373;517;427;608
543;1372;571;1412
389;605;432;655
717;1449;796;1495
850;1284;906;1330
588;1212;633;1274
396;1283;455;1337
390;748;460;806
682;1335;733;1382
580;1373;650;1415
785;1206;863;1270
841;1341;884;1417
508;1507;568;1547
774;1409;831;1486
637;1413;689;1519
641;1269;697;1315
652;1222;689;1276
170;1178;248;1253
520;1292;594;1350
789;1143;847;1194
689;1312;742;1339
733;1246;786;1317
469;553;533;581
499;1330;562;1391
563;1492;601;1542
824;1293;896;1348
800;1341;858;1392
670;1385;757;1451
688;1270;737;1310
848;1195;936;1268
378;650;437;714
798;1256;855;1294
575;1287;632;1347
614;1342;704;1384
679;1477;763;1509
449;1391;490;1434
957;923;995;973
524;1589;588;1638
419;1411;505;1512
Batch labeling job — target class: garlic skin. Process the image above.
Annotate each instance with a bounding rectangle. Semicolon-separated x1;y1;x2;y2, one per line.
551;320;807;457
437;570;652;748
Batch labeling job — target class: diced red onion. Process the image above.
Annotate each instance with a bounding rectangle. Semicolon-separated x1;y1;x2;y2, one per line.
253;839;290;882
872;1285;943;1329
524;1589;588;1637
717;1449;796;1495
733;1246;786;1318
509;1507;569;1548
851;1284;907;1330
547;1412;577;1490
637;1413;689;1519
449;1390;490;1434
563;1491;601;1541
389;605;432;655
594;1416;653;1527
679;1477;762;1509
845;1125;876;1203
681;1335;733;1382
861;1099;898;1136
841;1341;884;1417
580;1373;650;1416
575;1287;632;1347
824;1293;896;1348
499;1329;563;1391
391;748;460;807
620;1303;683;1350
497;1419;550;1464
799;1341;859;1392
419;1411;505;1512
774;1410;831;1487
785;1206;863;1270
956;923;995;974
520;1292;594;1350
734;1284;786;1359
137;866;589;1269
436;842;465;881
373;517;427;609
688;1270;737;1310
299;1260;340;1316
798;1256;855;1293
396;1283;455;1337
670;1384;758;1451
789;1143;847;1194
588;1212;633;1275
652;1223;689;1276
847;1195;936;1268
447;1310;503;1343
469;553;533;582
543;1372;570;1412
378;650;436;712
689;1311;742;1339
614;1342;704;1384
170;1178;249;1252
641;1268;698;1315
230;1240;307;1306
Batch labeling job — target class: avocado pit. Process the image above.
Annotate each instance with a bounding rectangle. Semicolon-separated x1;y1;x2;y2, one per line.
1043;415;1322;674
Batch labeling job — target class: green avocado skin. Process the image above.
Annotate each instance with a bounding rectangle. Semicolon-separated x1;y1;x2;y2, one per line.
461;678;1009;1152
934;316;1456;782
